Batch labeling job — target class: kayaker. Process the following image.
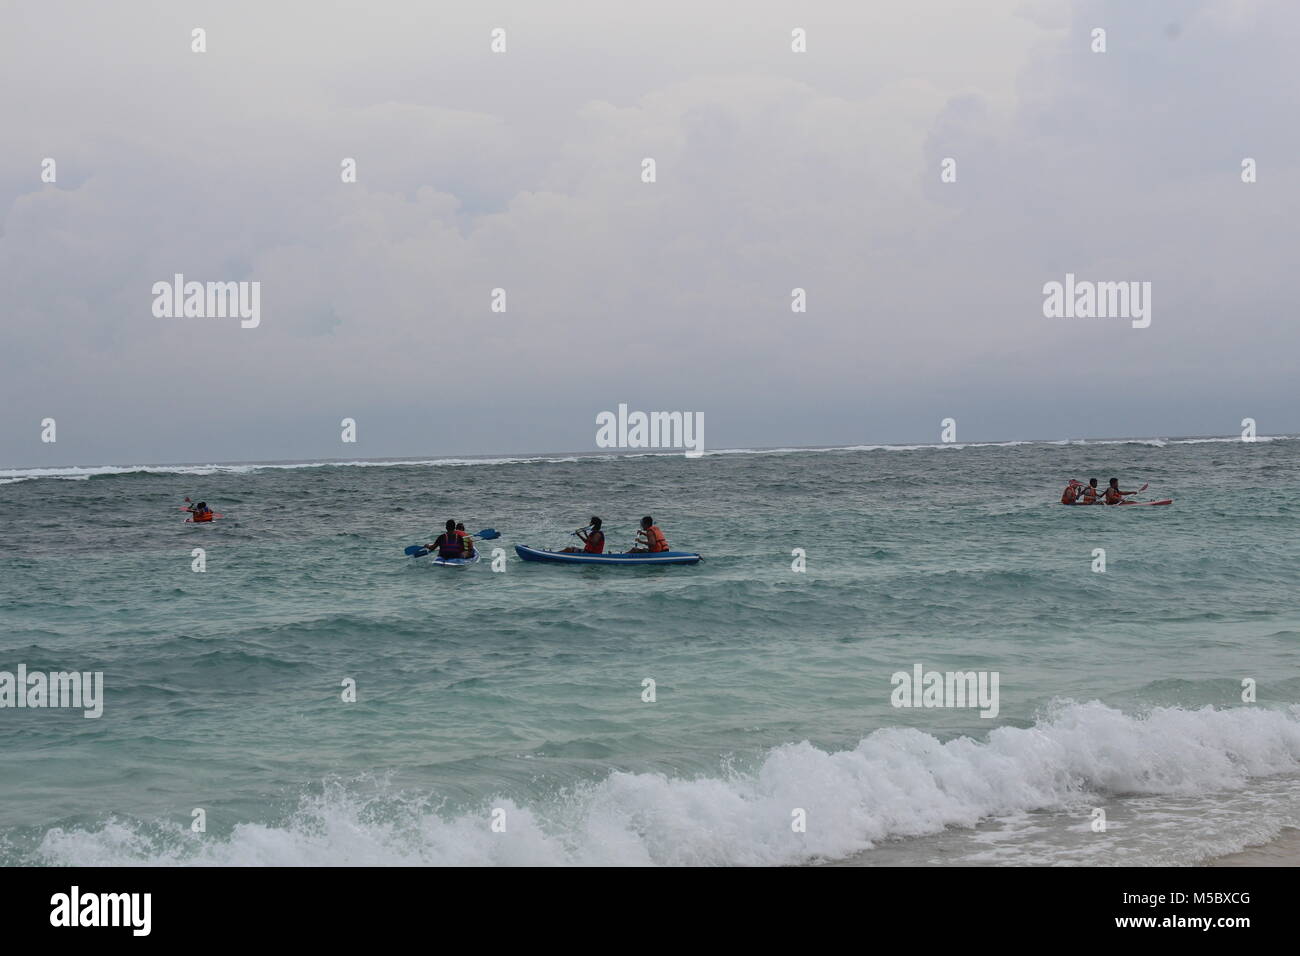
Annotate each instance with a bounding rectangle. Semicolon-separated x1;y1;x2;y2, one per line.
1079;478;1100;505
428;520;465;559
1061;482;1081;505
1102;478;1139;505
185;499;214;522
560;517;605;554
629;516;670;553
456;522;475;558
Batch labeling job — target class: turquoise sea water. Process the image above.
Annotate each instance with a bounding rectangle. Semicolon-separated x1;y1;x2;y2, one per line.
2;438;1299;866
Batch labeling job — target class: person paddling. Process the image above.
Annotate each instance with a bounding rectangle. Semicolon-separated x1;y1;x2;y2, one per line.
628;515;670;553
560;517;605;554
1061;482;1081;505
427;520;465;559
1079;478;1100;505
184;497;214;522
1102;478;1140;505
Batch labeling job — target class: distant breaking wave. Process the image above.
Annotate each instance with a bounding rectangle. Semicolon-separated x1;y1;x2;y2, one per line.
28;701;1300;867
1;435;1292;483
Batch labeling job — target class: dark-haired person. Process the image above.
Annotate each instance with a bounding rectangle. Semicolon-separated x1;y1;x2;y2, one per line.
1102;478;1140;505
455;522;475;558
628;516;669;553
427;520;465;559
185;498;214;522
1079;478;1101;505
560;517;605;554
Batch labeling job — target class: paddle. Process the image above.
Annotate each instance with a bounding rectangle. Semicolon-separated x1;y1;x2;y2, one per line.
404;529;499;557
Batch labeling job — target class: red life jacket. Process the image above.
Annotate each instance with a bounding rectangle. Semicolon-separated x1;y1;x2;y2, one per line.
438;532;464;558
646;526;669;553
1061;485;1079;505
583;531;604;554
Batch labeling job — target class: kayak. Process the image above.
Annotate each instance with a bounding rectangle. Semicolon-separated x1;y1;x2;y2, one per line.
515;544;702;566
185;514;221;523
431;551;481;568
1062;500;1172;507
409;547;482;566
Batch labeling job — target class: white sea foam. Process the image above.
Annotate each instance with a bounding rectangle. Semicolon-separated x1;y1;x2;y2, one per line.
2;435;1291;482
6;433;1296;482
31;701;1300;867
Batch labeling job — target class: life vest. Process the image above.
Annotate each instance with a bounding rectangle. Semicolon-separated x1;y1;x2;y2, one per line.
1061;485;1079;505
438;532;464;558
1080;486;1098;503
645;525;669;553
1103;488;1123;505
583;531;604;554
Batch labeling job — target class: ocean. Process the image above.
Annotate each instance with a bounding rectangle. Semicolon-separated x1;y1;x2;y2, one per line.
2;437;1299;866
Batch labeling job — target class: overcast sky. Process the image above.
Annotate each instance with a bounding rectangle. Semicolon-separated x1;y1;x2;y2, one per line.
1;0;1295;467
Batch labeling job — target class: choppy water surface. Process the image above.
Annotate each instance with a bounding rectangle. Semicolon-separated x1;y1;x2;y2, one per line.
2;438;1298;865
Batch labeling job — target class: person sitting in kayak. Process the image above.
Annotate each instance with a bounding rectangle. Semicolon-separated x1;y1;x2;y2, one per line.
456;522;475;558
560;517;605;554
1079;478;1100;504
428;520;465;559
628;516;670;553
1102;478;1139;505
1061;482;1081;505
185;499;214;522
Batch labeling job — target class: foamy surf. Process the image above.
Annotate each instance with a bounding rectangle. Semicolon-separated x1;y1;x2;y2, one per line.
3;435;1292;482
29;702;1300;867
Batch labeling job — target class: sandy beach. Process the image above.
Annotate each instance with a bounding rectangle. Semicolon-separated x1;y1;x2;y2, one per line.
1207;828;1300;867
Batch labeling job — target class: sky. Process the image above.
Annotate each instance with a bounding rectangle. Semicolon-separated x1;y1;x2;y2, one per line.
1;0;1296;467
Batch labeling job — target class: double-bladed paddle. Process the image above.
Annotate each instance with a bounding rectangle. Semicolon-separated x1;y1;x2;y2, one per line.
405;528;499;556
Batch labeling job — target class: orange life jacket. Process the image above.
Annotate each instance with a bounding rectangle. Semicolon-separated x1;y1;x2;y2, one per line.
1103;488;1123;504
1061;485;1079;505
1080;486;1098;503
646;525;669;553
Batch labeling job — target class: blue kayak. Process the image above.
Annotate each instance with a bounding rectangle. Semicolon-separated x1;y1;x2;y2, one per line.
515;544;702;566
412;549;482;567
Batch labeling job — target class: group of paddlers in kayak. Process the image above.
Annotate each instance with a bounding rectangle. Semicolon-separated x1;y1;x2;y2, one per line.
1061;478;1142;505
424;515;670;558
424;520;479;560
558;516;671;554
